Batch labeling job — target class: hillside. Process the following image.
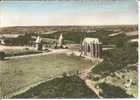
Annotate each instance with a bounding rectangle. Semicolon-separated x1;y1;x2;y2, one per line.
0;25;137;35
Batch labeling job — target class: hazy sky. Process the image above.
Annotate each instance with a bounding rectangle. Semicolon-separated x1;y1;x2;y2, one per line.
0;0;138;27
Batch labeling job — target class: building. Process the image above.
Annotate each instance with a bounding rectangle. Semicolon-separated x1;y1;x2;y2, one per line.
34;36;43;50
57;34;64;48
0;38;5;45
81;37;102;58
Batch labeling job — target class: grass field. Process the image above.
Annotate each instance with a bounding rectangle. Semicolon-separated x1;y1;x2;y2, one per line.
91;31;138;97
4;49;42;57
0;53;93;98
0;27;138;98
13;75;133;98
0;45;42;57
13;75;98;98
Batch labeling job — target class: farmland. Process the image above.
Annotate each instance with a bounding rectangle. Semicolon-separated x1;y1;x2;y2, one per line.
13;75;98;98
0;25;138;98
0;45;42;57
12;26;138;98
0;53;93;98
13;75;133;98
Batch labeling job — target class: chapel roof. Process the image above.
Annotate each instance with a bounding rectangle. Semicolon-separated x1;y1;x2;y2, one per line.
83;37;101;44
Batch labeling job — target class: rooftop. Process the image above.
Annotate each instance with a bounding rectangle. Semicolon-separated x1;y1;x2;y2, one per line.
83;37;101;44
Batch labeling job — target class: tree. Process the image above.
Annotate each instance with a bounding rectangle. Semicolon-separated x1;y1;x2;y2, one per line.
0;51;5;60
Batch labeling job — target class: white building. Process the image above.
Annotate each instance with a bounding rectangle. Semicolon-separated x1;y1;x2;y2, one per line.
57;34;64;48
35;36;43;50
81;37;102;58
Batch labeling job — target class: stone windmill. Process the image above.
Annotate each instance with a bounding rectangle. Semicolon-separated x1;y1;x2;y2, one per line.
58;34;64;48
35;36;42;50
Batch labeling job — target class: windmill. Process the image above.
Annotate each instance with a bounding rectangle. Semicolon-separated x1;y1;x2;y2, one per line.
80;30;88;56
58;33;64;48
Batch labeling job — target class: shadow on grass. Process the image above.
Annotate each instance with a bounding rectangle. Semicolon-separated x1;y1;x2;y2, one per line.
12;75;133;98
99;82;133;98
12;75;98;98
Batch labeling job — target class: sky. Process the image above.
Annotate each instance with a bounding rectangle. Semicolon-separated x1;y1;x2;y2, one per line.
0;0;138;27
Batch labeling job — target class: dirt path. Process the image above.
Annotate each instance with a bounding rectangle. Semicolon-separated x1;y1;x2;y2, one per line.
79;58;103;98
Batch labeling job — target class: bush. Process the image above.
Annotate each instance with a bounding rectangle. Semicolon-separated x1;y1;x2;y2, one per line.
99;82;133;98
0;51;5;60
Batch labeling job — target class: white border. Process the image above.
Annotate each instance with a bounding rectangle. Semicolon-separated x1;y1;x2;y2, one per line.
1;0;140;100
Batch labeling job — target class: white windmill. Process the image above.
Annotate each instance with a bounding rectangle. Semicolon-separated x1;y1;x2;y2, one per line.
58;34;64;48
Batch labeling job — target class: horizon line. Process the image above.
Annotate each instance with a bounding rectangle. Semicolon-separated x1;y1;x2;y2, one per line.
0;24;138;28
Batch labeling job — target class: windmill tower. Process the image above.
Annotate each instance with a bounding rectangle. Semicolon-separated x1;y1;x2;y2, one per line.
80;31;88;56
35;36;42;50
58;34;64;48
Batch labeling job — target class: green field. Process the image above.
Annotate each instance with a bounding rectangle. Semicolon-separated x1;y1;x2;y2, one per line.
4;49;42;57
0;53;93;98
0;26;138;98
43;29;138;97
13;75;133;98
13;75;98;98
90;32;138;97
